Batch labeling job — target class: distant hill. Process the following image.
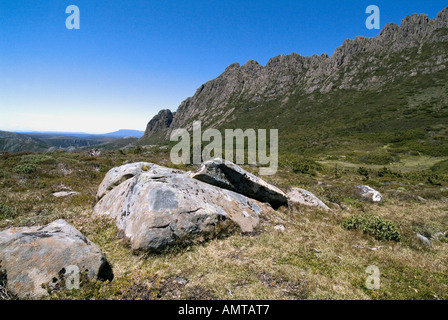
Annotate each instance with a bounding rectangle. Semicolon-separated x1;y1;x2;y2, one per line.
17;131;94;138
101;129;144;138
0;129;144;153
95;136;140;150
18;129;144;139
0;131;48;153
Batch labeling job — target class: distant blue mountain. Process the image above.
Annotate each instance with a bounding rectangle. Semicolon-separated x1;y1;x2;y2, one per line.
101;129;144;138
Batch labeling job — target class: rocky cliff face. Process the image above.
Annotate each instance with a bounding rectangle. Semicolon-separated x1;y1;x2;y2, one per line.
142;109;174;141
142;8;448;144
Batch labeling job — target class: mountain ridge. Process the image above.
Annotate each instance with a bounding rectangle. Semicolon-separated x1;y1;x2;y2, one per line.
141;7;448;156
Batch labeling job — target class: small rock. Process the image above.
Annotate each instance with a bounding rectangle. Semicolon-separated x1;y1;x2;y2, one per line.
52;191;79;198
175;277;188;285
355;185;383;202
88;148;101;157
352;245;384;251
274;225;286;232
417;196;428;203
286;188;331;211
417;233;431;247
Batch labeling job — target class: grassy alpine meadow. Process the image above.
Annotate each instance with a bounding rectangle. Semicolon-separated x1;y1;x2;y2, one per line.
0;145;447;300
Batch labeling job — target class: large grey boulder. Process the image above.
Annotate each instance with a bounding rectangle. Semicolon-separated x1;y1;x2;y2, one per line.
94;163;273;252
191;158;287;209
286;188;331;212
0;220;113;299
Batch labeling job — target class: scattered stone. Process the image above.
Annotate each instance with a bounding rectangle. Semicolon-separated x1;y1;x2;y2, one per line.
417;233;431;247
191;158;288;209
286;188;331;211
121;144;137;150
52;191;79;198
352;245;384;251
0;220;113;299
88;148;101;157
417;196;428;203
94;163;273;252
175;277;188;286
355;185;383;202
432;231;448;241
274;225;286;232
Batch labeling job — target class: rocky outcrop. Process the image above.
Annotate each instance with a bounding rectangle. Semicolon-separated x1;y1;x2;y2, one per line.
141;8;448;143
191;158;288;209
0;220;113;299
142;109;174;141
94;163;273;252
286;188;331;211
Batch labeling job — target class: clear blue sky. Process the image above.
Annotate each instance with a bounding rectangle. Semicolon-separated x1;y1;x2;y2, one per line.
0;0;447;133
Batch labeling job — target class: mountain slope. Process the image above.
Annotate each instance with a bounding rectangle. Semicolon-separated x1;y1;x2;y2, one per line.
141;8;448;158
0;131;129;153
0;131;49;153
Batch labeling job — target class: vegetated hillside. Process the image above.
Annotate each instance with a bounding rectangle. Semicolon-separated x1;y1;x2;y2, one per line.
0;131;49;153
0;130;142;153
27;134;112;149
141;8;448;160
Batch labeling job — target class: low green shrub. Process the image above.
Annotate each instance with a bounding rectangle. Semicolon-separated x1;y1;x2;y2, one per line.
431;159;448;174
357;151;397;165
343;214;401;242
14;164;37;174
377;167;403;178
20;154;54;164
357;167;370;180
283;158;322;175
427;174;443;186
0;203;15;219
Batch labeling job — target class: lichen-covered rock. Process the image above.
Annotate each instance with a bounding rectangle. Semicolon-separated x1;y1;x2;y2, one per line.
286;188;331;211
191;158;288;209
96;162;153;200
94;164;273;252
0;220;113;299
